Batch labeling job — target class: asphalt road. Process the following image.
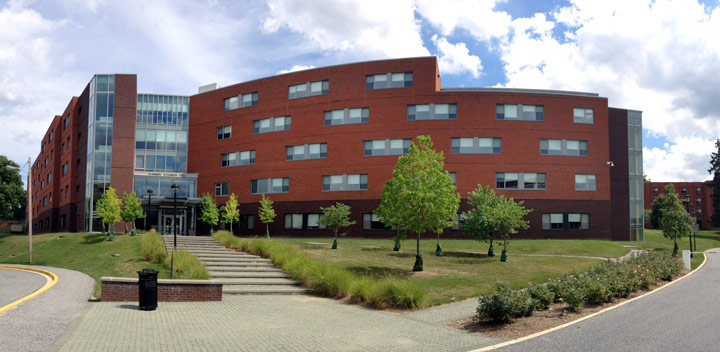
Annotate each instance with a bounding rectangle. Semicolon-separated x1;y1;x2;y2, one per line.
0;265;95;352
498;249;720;352
0;268;47;307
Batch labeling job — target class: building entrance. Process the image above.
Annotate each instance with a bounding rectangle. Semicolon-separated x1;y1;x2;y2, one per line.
160;209;186;236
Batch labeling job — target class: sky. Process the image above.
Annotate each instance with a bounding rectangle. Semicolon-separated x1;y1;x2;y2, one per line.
1;0;719;182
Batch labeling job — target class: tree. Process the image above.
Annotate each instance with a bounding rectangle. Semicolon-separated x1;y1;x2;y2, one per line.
709;139;720;228
258;195;276;238
120;192;145;236
643;174;651;183
660;190;693;256
649;184;675;229
221;193;240;233
0;156;26;220
463;185;532;262
375;135;460;271
200;193;219;235
318;202;356;249
97;187;122;240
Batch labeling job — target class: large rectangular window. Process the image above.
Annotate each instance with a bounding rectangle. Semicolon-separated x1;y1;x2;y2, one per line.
496;172;546;190
542;213;590;230
496;104;544;121
284;213;326;230
322;174;368;191
363;139;412;156
407;104;457;121
324;107;369;126
451;137;502;154
286;143;328;161
215;182;229;197
575;174;596;191
573;108;594;124
540;139;588;156
366;72;412;90
253;116;291;134
221;150;255;167
62;162;69;176
251;177;289;194
289;80;328;99
64;115;70;129
284;213;304;229
217;125;232;140
224;92;258;111
306;214;326;230
363;213;389;230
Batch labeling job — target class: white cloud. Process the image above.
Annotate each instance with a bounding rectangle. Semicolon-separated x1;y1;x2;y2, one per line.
643;137;717;182
432;35;483;78
277;65;315;74
414;0;511;41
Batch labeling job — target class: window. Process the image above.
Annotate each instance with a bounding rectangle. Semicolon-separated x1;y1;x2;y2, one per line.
47;172;52;183
237;215;254;230
451;137;502;154
573;108;594;124
540;139;588;156
62;143;65;154
251;178;289;194
496;173;546;190
542;213;590;230
45;157;48;167
286;143;328;161
575;174;596;191
407;104;457;120
681;187;687;193
496;104;544;121
696;187;701;195
224;92;258;111
60;189;64;201
696;198;702;205
653;187;659;194
284;213;304;229
307;214;326;230
363;213;389;230
65;185;69;198
60;215;66;228
322;174;368;191
49;131;54;141
324;107;369;126
366;72;412;90
42;143;46;152
449;172;457;186
253;116;291;134
221;150;255;167
64;115;70;129
43;196;47;206
289;80;328;99
363;139;412;156
217;125;232;140
451;213;468;230
215;182;229;197
62;162;69;176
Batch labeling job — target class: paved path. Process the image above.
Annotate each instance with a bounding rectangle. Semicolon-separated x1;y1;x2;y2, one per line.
52;295;506;351
0;267;47;307
0;265;95;352
495;249;720;352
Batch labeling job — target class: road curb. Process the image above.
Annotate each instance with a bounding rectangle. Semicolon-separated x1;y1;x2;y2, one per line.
0;265;59;314
469;251;709;352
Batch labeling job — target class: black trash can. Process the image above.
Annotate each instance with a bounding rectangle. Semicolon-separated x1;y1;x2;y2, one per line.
137;268;158;311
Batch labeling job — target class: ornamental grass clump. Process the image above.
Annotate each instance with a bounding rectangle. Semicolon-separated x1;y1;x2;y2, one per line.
140;232;167;264
168;250;210;280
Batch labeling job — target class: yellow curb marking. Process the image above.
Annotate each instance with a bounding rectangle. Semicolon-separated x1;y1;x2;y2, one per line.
470;251;709;352
0;266;59;314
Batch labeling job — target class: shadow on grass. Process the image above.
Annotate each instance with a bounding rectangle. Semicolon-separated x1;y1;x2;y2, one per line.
346;265;407;278
82;233;106;245
443;251;488;259
388;252;415;258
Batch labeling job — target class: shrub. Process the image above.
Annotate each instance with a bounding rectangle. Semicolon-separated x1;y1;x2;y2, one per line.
563;285;586;312
583;277;612;304
140;233;166;264
476;283;533;324
168;250;210;280
527;284;554;310
371;279;426;309
350;278;374;303
308;265;353;298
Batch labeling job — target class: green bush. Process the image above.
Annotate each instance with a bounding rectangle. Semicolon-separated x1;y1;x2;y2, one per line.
476;283;533;324
563;285;586;312
308;265;353;298
350;278;374;303
527;284;554;310
140;233;166;264
371;279;426;309
168;250;210;280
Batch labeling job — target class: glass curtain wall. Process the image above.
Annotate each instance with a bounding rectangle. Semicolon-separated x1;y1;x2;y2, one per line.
85;75;115;232
628;110;644;241
134;94;189;173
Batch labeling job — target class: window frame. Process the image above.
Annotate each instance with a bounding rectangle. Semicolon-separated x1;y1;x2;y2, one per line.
540;139;588;156
286;143;328;161
324;107;369;126
221;150;255;168
451;137;502;154
573;108;594;124
217;125;232;140
496;172;546;190
365;72;413;90
251;177;290;195
322;174;368;192
363;138;412;156
223;92;258;111
288;80;329;99
253;116;291;134
496;104;544;121
407;103;457;121
215;182;229;197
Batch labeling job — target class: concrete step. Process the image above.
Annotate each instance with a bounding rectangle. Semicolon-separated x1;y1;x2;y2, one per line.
208;271;288;278
200;258;271;263
211;278;298;285
223;285;310;295
166;246;235;251
201;262;275;268
192;253;264;259
205;266;283;272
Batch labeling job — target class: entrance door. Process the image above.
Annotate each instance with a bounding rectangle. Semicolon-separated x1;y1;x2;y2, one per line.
161;210;186;236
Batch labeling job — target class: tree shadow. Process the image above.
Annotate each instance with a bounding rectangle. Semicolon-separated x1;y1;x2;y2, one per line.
442;251;488;259
345;265;407;278
81;233;106;245
388;252;414;258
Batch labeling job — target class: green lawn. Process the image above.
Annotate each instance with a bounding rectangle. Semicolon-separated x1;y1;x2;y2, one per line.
274;237;631;306
0;232;169;298
618;229;720;269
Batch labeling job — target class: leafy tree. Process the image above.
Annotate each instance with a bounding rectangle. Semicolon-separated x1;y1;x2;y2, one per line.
200;193;219;234
0;156;26;220
120;192;145;236
643;174;651;183
318;202;356;249
221;193;240;233
660;189;693;256
709;139;720;228
258;195;276;238
375;135;460;271
463;185;532;262
97;187;122;240
649;184;675;229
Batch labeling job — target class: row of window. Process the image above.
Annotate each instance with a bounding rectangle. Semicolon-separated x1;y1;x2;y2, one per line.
652;187;702;195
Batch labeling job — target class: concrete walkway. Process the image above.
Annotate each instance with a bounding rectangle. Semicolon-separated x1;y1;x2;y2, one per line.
494;249;720;352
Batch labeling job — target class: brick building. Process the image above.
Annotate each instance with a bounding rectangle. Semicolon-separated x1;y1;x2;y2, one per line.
644;181;715;229
30;57;644;240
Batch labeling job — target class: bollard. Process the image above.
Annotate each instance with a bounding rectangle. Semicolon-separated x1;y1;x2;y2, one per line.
681;250;691;270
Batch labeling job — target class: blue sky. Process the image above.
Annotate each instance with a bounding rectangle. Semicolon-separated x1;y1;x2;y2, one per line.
1;0;719;182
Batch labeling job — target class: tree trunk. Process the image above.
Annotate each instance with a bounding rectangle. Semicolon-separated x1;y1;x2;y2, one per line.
416;232;420;256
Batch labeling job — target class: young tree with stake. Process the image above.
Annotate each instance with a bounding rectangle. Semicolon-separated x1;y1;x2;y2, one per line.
97;187;122;241
221;193;240;233
258;195;276;238
120;192;145;236
318;202;356;249
200;193;219;235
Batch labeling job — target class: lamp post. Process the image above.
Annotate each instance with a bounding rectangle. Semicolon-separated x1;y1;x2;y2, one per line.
170;183;179;279
145;188;153;231
6;157;32;264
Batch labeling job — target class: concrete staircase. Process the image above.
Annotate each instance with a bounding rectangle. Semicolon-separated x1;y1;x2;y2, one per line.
163;236;308;295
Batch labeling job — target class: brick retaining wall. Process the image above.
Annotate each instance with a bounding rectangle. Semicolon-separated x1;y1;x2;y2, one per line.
101;277;222;302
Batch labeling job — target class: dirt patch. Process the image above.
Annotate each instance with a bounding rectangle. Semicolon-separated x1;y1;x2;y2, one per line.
448;271;689;339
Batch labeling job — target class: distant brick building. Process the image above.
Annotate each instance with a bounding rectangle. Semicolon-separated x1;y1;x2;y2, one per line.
644;181;715;229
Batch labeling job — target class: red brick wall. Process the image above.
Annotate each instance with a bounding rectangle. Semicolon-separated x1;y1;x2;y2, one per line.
101;279;222;302
644;181;715;229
